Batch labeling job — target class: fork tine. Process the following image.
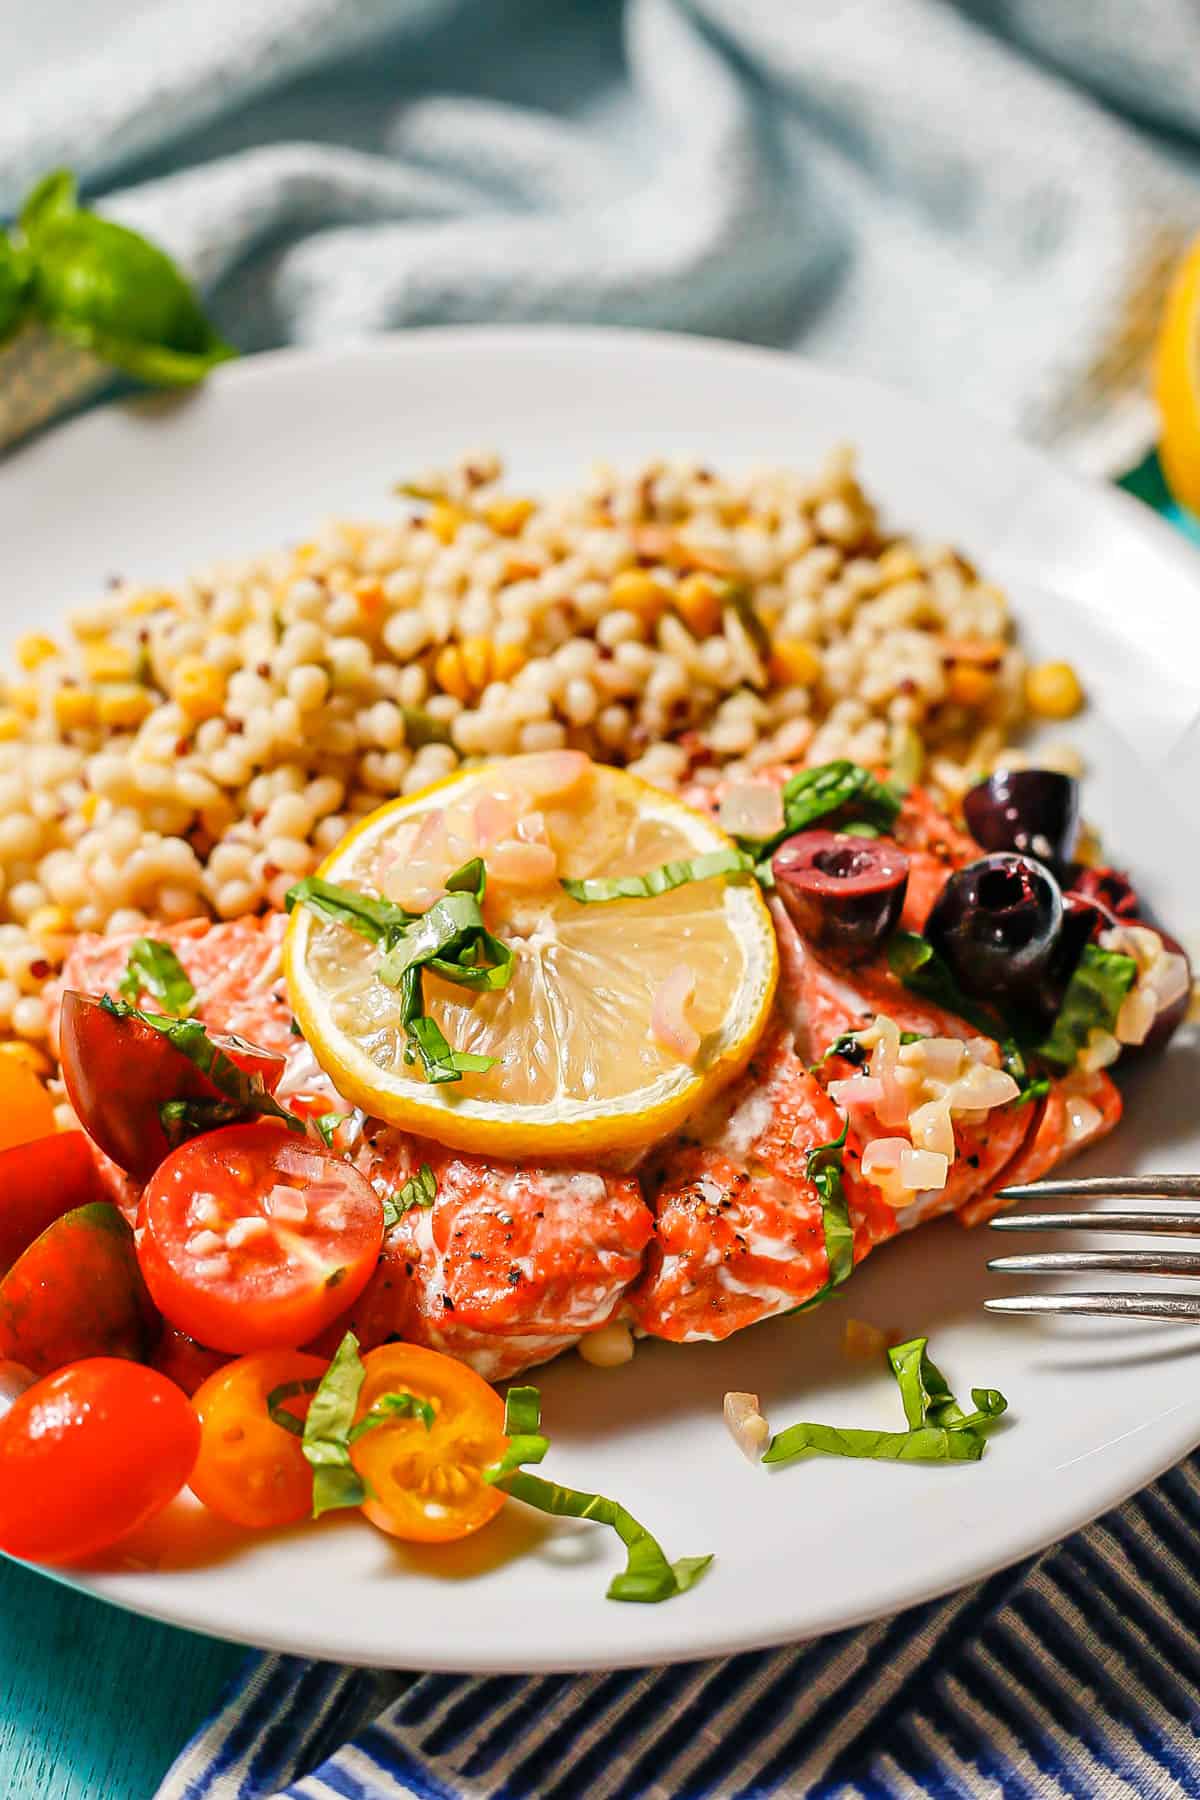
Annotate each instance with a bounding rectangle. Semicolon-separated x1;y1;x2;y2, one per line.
989;1250;1200;1277
986;1293;1200;1321
998;1175;1200;1202
990;1211;1200;1235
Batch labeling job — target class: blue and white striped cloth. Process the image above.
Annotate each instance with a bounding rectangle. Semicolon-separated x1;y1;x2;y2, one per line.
159;1454;1200;1799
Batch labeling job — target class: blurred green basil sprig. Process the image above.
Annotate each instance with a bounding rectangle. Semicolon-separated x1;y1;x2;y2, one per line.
0;170;234;385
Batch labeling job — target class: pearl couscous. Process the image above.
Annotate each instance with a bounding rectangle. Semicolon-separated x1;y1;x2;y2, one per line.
0;448;1054;1060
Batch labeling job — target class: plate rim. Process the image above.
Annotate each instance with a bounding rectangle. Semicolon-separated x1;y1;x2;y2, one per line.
6;323;1200;1670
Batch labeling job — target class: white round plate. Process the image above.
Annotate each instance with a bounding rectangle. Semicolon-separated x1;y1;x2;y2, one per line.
3;329;1200;1672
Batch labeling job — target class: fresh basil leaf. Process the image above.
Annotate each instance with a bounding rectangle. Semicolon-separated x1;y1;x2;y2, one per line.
561;847;754;904
285;875;413;945
378;889;503;986
1012;1075;1051;1108
888;1336;970;1431
720;582;771;668
806;1118;853;1290
1037;945;1137;1070
99;996;301;1133
20;169;233;388
382;1163;438;1231
841;822;881;839
444;857;487;902
303;1331;369;1518
483;1386;712;1603
348;1390;435;1442
0;235;31;344
118;936;195;1016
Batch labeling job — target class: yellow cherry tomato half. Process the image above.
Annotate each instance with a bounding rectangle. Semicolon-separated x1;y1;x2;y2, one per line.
190;1349;327;1529
350;1343;509;1545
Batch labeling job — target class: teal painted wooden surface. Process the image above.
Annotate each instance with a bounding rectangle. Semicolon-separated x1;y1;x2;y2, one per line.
0;447;1191;1800
0;1558;245;1800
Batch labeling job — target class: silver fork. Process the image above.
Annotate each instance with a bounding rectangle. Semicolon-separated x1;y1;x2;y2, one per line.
985;1176;1200;1321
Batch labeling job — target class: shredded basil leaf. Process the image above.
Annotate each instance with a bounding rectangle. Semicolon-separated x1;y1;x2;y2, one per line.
159;1096;244;1148
348;1390;435;1442
288;866;505;1087
736;759;904;862
118;937;195;1016
302;1331;369;1518
887;934;1031;1087
285;875;413;945
100;996;300;1134
400;706;454;748
312;1111;344;1148
561;847;755;904
841;822;882;839
1037;945;1137;1070
484;1388;713;1603
721;582;772;669
807;1118;854;1290
382;1163;438;1231
764;1335;1008;1468
265;1376;321;1439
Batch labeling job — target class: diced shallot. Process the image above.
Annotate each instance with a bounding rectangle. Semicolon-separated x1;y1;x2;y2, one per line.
828;1074;887;1111
908;1097;955;1159
943;1063;1020;1112
487;837;558;889
724;1391;770;1463
474;793;520;846
651;965;701;1061
868;1017;910;1128
514;749;591;800
1064;1095;1103;1146
899;1146;949;1191
717;782;785;842
264;1184;309;1225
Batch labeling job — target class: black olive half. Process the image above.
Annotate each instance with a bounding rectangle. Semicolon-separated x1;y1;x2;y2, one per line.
963;769;1079;873
925;852;1063;1003
772;830;909;962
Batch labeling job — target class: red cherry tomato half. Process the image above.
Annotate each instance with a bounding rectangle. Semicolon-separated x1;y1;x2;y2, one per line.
0;1358;200;1564
0;1131;104;1276
151;1325;231;1398
58;991;286;1182
137;1123;384;1355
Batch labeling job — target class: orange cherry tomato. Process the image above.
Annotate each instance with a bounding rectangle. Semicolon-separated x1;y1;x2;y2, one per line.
59;991;286;1181
137;1123;383;1354
350;1342;509;1544
189;1349;327;1529
0;1057;57;1154
0;1358;200;1564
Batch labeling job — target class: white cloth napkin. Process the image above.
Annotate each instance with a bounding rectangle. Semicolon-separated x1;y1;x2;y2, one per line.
5;0;1200;471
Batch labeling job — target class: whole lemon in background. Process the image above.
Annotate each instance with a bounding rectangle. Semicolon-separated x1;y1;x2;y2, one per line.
1154;237;1200;515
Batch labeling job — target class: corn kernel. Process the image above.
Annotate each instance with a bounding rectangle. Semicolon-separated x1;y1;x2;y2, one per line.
15;634;58;672
97;683;156;729
0;711;23;742
484;497;536;536
123;587;179;617
492;642;526;682
875;544;922;586
946;665;994;708
0;1040;52;1078
433;644;470;702
9;683;41;719
673;573;722;638
608;569;670;623
28;904;72;941
427;503;464;546
1025;660;1084;720
53;688;97;730
84;641;136;683
353;580;386;620
79;793;102;823
459;636;493;692
172;657;226;722
769;639;823;687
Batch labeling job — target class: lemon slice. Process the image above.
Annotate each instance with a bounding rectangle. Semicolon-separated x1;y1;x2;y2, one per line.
284;752;778;1157
1155;235;1200;513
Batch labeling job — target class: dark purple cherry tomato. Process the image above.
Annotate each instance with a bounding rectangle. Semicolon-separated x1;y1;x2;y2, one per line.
963;769;1079;872
771;831;909;961
925;853;1063;1002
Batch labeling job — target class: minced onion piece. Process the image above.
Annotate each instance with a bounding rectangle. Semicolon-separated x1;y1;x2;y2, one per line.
650;965;701;1061
724;1391;770;1463
717;782;785;842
